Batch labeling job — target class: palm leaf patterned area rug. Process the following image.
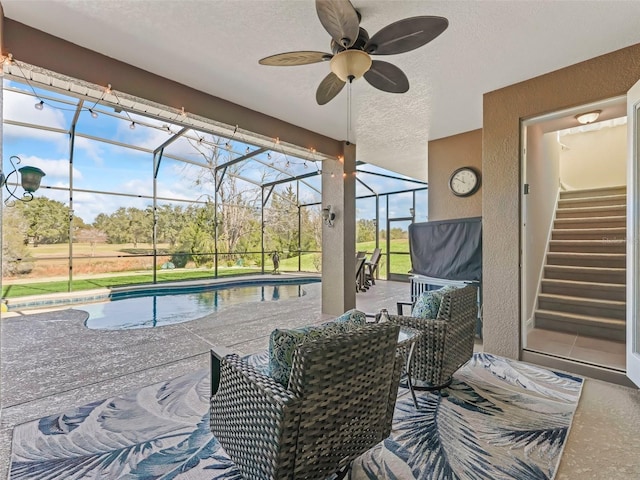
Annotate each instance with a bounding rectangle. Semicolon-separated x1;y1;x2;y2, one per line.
9;353;582;480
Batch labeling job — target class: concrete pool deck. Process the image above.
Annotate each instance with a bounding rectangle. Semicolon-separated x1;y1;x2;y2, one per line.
0;275;408;477
3;275;639;479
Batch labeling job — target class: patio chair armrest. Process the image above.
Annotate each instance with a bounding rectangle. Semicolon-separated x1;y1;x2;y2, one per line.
396;301;413;315
210;345;235;396
389;315;447;341
210;354;300;477
388;314;448;384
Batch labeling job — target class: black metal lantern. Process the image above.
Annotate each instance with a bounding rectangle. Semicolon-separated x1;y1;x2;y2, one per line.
1;155;46;204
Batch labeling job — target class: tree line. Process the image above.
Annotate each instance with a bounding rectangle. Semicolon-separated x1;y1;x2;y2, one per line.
1;185;327;274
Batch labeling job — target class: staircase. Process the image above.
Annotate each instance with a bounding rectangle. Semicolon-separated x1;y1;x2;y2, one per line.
534;185;627;342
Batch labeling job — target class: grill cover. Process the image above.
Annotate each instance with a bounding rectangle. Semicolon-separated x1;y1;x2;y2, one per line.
408;217;482;281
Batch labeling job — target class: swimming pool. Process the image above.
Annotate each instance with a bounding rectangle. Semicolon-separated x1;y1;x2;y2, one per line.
83;278;320;330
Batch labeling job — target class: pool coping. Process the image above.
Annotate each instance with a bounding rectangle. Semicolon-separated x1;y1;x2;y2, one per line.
2;273;321;313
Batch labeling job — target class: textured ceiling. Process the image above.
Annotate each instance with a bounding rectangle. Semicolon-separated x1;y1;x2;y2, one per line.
3;0;640;180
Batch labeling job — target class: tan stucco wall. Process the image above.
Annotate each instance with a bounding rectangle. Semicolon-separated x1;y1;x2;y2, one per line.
483;42;640;359
560;124;627;189
427;129;482;221
322;145;357;316
523;128;560;326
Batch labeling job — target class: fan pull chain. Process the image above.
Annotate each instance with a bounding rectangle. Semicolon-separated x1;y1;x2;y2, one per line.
346;79;352;146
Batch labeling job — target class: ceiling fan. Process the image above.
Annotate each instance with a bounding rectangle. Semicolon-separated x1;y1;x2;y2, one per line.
259;0;448;105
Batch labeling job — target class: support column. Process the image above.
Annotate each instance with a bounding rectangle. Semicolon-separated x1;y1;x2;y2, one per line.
322;142;356;316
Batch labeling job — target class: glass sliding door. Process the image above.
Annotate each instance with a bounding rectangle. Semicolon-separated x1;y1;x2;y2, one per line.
627;78;640;387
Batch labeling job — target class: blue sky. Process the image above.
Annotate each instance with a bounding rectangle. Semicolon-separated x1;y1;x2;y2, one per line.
3;79;427;225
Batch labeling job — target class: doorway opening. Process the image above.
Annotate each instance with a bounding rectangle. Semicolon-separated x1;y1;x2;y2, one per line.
386;217;413;282
520;96;633;385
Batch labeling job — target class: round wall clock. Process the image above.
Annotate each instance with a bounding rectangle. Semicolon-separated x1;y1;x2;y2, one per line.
449;167;480;197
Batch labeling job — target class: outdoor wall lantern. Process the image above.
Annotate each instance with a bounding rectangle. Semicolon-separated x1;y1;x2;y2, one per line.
1;155;46;205
322;205;336;227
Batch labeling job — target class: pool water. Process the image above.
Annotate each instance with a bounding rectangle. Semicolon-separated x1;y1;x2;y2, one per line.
84;280;318;330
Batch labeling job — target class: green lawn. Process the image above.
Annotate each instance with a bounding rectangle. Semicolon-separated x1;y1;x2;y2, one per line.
1;268;261;299
2;239;412;299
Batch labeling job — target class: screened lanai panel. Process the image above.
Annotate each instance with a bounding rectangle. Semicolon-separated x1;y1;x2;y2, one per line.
357;167;426;195
414;189;429;222
4;82;76;131
298;179;321;206
74;191;153;257
299;204;322;272
356;196;377;244
388;191;414;219
73;142;152;195
259;149;318;179
2;126;71;189
2;197;71;286
156;157;214;202
160;132;219;167
71;257;154;286
263;183;300;259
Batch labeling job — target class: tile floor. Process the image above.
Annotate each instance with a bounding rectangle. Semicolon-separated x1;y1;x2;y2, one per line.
526;327;626;370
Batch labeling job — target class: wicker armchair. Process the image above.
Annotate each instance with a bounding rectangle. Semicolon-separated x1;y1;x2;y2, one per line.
210;322;403;480
389;285;477;391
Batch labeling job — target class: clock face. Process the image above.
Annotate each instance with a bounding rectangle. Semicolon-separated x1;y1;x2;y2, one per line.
449;167;480;197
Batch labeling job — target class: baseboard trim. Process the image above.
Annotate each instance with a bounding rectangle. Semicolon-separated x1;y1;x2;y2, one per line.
521;349;636;388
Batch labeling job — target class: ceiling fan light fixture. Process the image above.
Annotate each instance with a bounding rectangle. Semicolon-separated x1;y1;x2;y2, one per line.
330;50;372;82
575;110;601;125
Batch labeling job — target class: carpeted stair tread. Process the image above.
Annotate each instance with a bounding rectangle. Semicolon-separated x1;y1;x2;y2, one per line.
555;204;626;218
538;293;625;320
546;252;626;268
544;264;626;283
551;226;626;241
538;292;625;308
544;264;626;274
558;191;626;200
541;279;626;301
549;239;626;253
534;308;626;328
557;194;627;208
554;216;626;228
559;187;626;198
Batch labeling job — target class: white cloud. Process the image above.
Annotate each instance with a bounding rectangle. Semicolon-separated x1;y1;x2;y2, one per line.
13;154;82;181
3;123;69;150
4;89;68;130
73;136;106;163
71;190;148;224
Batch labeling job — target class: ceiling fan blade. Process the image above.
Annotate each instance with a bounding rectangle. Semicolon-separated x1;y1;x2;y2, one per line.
316;72;346;105
316;0;360;49
363;61;409;93
364;16;448;55
259;51;332;66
